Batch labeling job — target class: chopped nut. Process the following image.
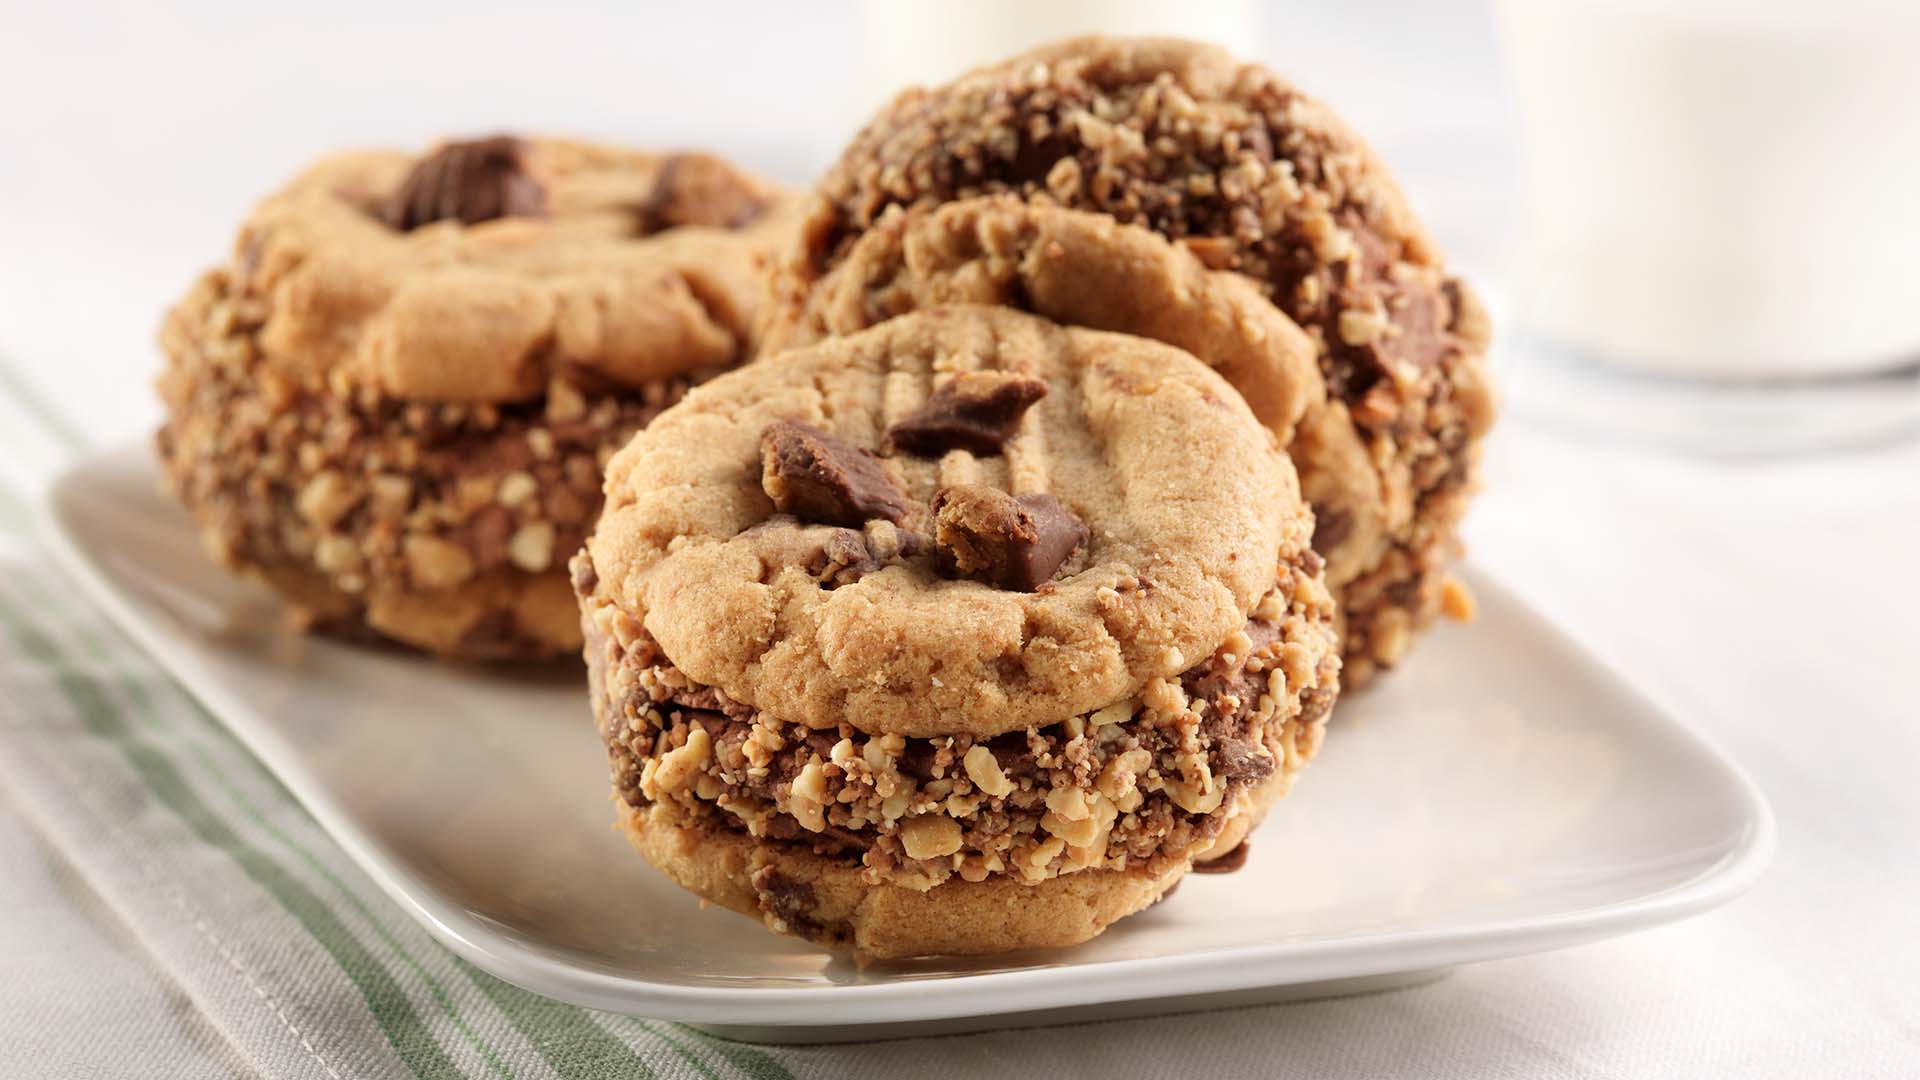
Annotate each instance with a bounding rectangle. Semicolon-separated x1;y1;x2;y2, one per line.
497;470;538;508
1044;785;1092;822
1096;747;1153;802
741;730;775;769
506;522;556;572
1051;788;1114;845
1217;628;1254;667
313;534;361;574
546;378;587;423
369;474;413;518
650;728;712;794
788;759;829;832
1022;836;1067;878
962;745;1013;798
829;737;859;768
1253;588;1287;622
1168;773;1226;815
607;608;645;651
1352;381;1402;427
296;471;359;528
1338;307;1391;347
455;473;498;511
1179;235;1240;270
1440;575;1477;622
404;535;476;589
1142;676;1189;718
899;813;964;860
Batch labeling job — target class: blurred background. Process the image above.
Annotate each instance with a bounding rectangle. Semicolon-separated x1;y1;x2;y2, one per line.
8;0;1920;461
0;0;1517;445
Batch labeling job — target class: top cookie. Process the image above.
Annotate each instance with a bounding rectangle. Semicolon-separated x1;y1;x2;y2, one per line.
586;305;1306;738
235;136;794;403
768;194;1324;443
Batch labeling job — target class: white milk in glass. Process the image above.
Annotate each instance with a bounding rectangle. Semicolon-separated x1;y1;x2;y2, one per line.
859;1;1258;117
1498;0;1920;379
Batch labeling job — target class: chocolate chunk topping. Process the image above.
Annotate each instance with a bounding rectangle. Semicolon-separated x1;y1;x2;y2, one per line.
1309;508;1353;555
1213;734;1277;783
885;371;1049;457
760;419;914;528
1189;620;1286;714
742;519;922;588
1192;840;1250;874
932;485;1088;591
634;153;770;234
751;867;827;934
383;136;545;231
672;684;756;720
1298;685;1337;727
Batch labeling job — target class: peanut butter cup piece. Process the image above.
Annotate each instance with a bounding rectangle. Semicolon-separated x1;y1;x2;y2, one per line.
383;136;545;230
885;371;1049;457
932;484;1087;591
635;153;772;234
760;419;914;528
744;522;881;587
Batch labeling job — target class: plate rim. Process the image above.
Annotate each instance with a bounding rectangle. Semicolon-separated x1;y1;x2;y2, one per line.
38;444;1777;1027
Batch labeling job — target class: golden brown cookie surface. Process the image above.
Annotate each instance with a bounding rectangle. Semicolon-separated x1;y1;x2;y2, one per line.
588;305;1298;736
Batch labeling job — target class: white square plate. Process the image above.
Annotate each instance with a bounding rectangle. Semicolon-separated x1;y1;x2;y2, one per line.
42;446;1773;1042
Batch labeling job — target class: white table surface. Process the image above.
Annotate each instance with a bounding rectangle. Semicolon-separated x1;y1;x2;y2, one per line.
4;3;1917;1076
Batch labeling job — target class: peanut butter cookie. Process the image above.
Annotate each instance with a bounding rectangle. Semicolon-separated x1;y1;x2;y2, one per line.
769;37;1496;685
157;136;794;658
576;306;1339;957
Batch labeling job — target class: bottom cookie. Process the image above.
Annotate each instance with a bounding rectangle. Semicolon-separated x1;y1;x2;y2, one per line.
615;772;1284;961
618;800;1198;960
247;559;584;659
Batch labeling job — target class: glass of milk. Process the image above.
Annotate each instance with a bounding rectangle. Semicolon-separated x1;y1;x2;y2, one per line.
1497;0;1920;380
858;0;1259;120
